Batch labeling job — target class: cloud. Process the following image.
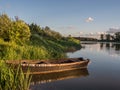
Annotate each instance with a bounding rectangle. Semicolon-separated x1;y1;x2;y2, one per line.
106;27;120;33
86;17;94;22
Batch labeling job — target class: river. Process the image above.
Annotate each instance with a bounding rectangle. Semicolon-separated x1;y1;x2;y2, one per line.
30;42;120;90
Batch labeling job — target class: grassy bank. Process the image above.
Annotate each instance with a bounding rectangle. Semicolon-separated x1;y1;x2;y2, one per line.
0;13;81;90
0;37;80;60
0;14;81;60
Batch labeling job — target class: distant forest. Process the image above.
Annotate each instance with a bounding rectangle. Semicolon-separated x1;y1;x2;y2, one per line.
100;32;120;42
73;32;120;42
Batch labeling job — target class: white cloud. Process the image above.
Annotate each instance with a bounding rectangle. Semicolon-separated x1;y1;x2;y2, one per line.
79;32;83;34
86;17;94;22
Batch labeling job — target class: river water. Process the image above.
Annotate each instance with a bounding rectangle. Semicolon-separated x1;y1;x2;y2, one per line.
30;42;120;90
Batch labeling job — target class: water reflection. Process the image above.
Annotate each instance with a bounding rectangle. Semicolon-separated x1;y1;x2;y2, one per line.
100;43;120;56
100;43;120;51
112;43;120;51
30;68;89;85
81;42;120;56
100;43;104;49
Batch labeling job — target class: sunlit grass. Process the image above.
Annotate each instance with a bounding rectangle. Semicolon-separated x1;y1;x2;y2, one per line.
0;60;31;90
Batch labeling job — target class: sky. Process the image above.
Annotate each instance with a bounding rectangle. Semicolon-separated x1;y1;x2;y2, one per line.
0;0;120;36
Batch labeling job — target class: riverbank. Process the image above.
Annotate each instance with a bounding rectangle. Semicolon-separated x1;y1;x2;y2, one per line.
0;36;81;60
0;14;81;90
0;14;81;60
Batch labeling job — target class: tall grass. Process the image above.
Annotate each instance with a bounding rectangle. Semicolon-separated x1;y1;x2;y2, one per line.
0;41;66;60
0;44;49;60
0;34;80;60
0;60;31;90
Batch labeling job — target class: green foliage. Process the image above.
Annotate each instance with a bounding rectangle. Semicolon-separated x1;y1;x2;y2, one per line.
67;37;80;44
29;24;81;58
0;60;31;90
0;13;81;90
57;38;81;52
12;20;31;41
29;24;63;40
0;14;81;60
28;23;81;59
0;43;50;60
43;26;63;40
0;14;13;41
29;23;43;35
0;14;31;42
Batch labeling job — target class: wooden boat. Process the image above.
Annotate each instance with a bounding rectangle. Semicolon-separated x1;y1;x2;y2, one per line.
6;57;90;74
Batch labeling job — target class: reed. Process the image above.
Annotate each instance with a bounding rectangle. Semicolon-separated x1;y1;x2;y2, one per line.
0;60;31;90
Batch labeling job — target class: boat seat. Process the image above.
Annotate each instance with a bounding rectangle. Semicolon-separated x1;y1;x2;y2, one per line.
61;59;74;63
36;61;49;64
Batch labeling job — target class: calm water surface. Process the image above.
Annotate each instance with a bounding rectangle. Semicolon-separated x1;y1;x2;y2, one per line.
30;42;120;90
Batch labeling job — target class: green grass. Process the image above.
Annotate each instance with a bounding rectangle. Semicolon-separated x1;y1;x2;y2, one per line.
0;36;81;60
0;14;81;90
0;40;66;60
0;60;31;90
0;22;81;60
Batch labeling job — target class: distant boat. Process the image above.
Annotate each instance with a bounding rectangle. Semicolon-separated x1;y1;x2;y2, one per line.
7;57;90;74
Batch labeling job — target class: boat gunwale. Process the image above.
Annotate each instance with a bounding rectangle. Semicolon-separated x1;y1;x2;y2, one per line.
21;59;90;67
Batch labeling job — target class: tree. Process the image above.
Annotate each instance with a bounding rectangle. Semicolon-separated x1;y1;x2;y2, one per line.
44;26;50;31
105;34;111;41
29;23;42;34
43;26;62;40
0;14;13;41
115;32;120;42
100;34;104;41
12;20;31;41
0;14;31;42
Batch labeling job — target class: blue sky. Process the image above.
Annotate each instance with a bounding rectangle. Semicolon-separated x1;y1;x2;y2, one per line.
0;0;120;36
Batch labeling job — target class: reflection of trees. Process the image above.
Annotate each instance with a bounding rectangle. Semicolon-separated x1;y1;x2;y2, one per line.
100;43;110;50
106;43;110;50
100;43;120;51
99;43;120;56
100;43;104;49
112;44;120;51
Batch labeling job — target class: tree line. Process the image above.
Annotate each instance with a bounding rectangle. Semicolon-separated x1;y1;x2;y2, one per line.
100;32;120;42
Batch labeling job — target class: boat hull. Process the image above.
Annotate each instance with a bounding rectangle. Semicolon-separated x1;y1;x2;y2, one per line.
6;58;90;74
21;59;90;74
